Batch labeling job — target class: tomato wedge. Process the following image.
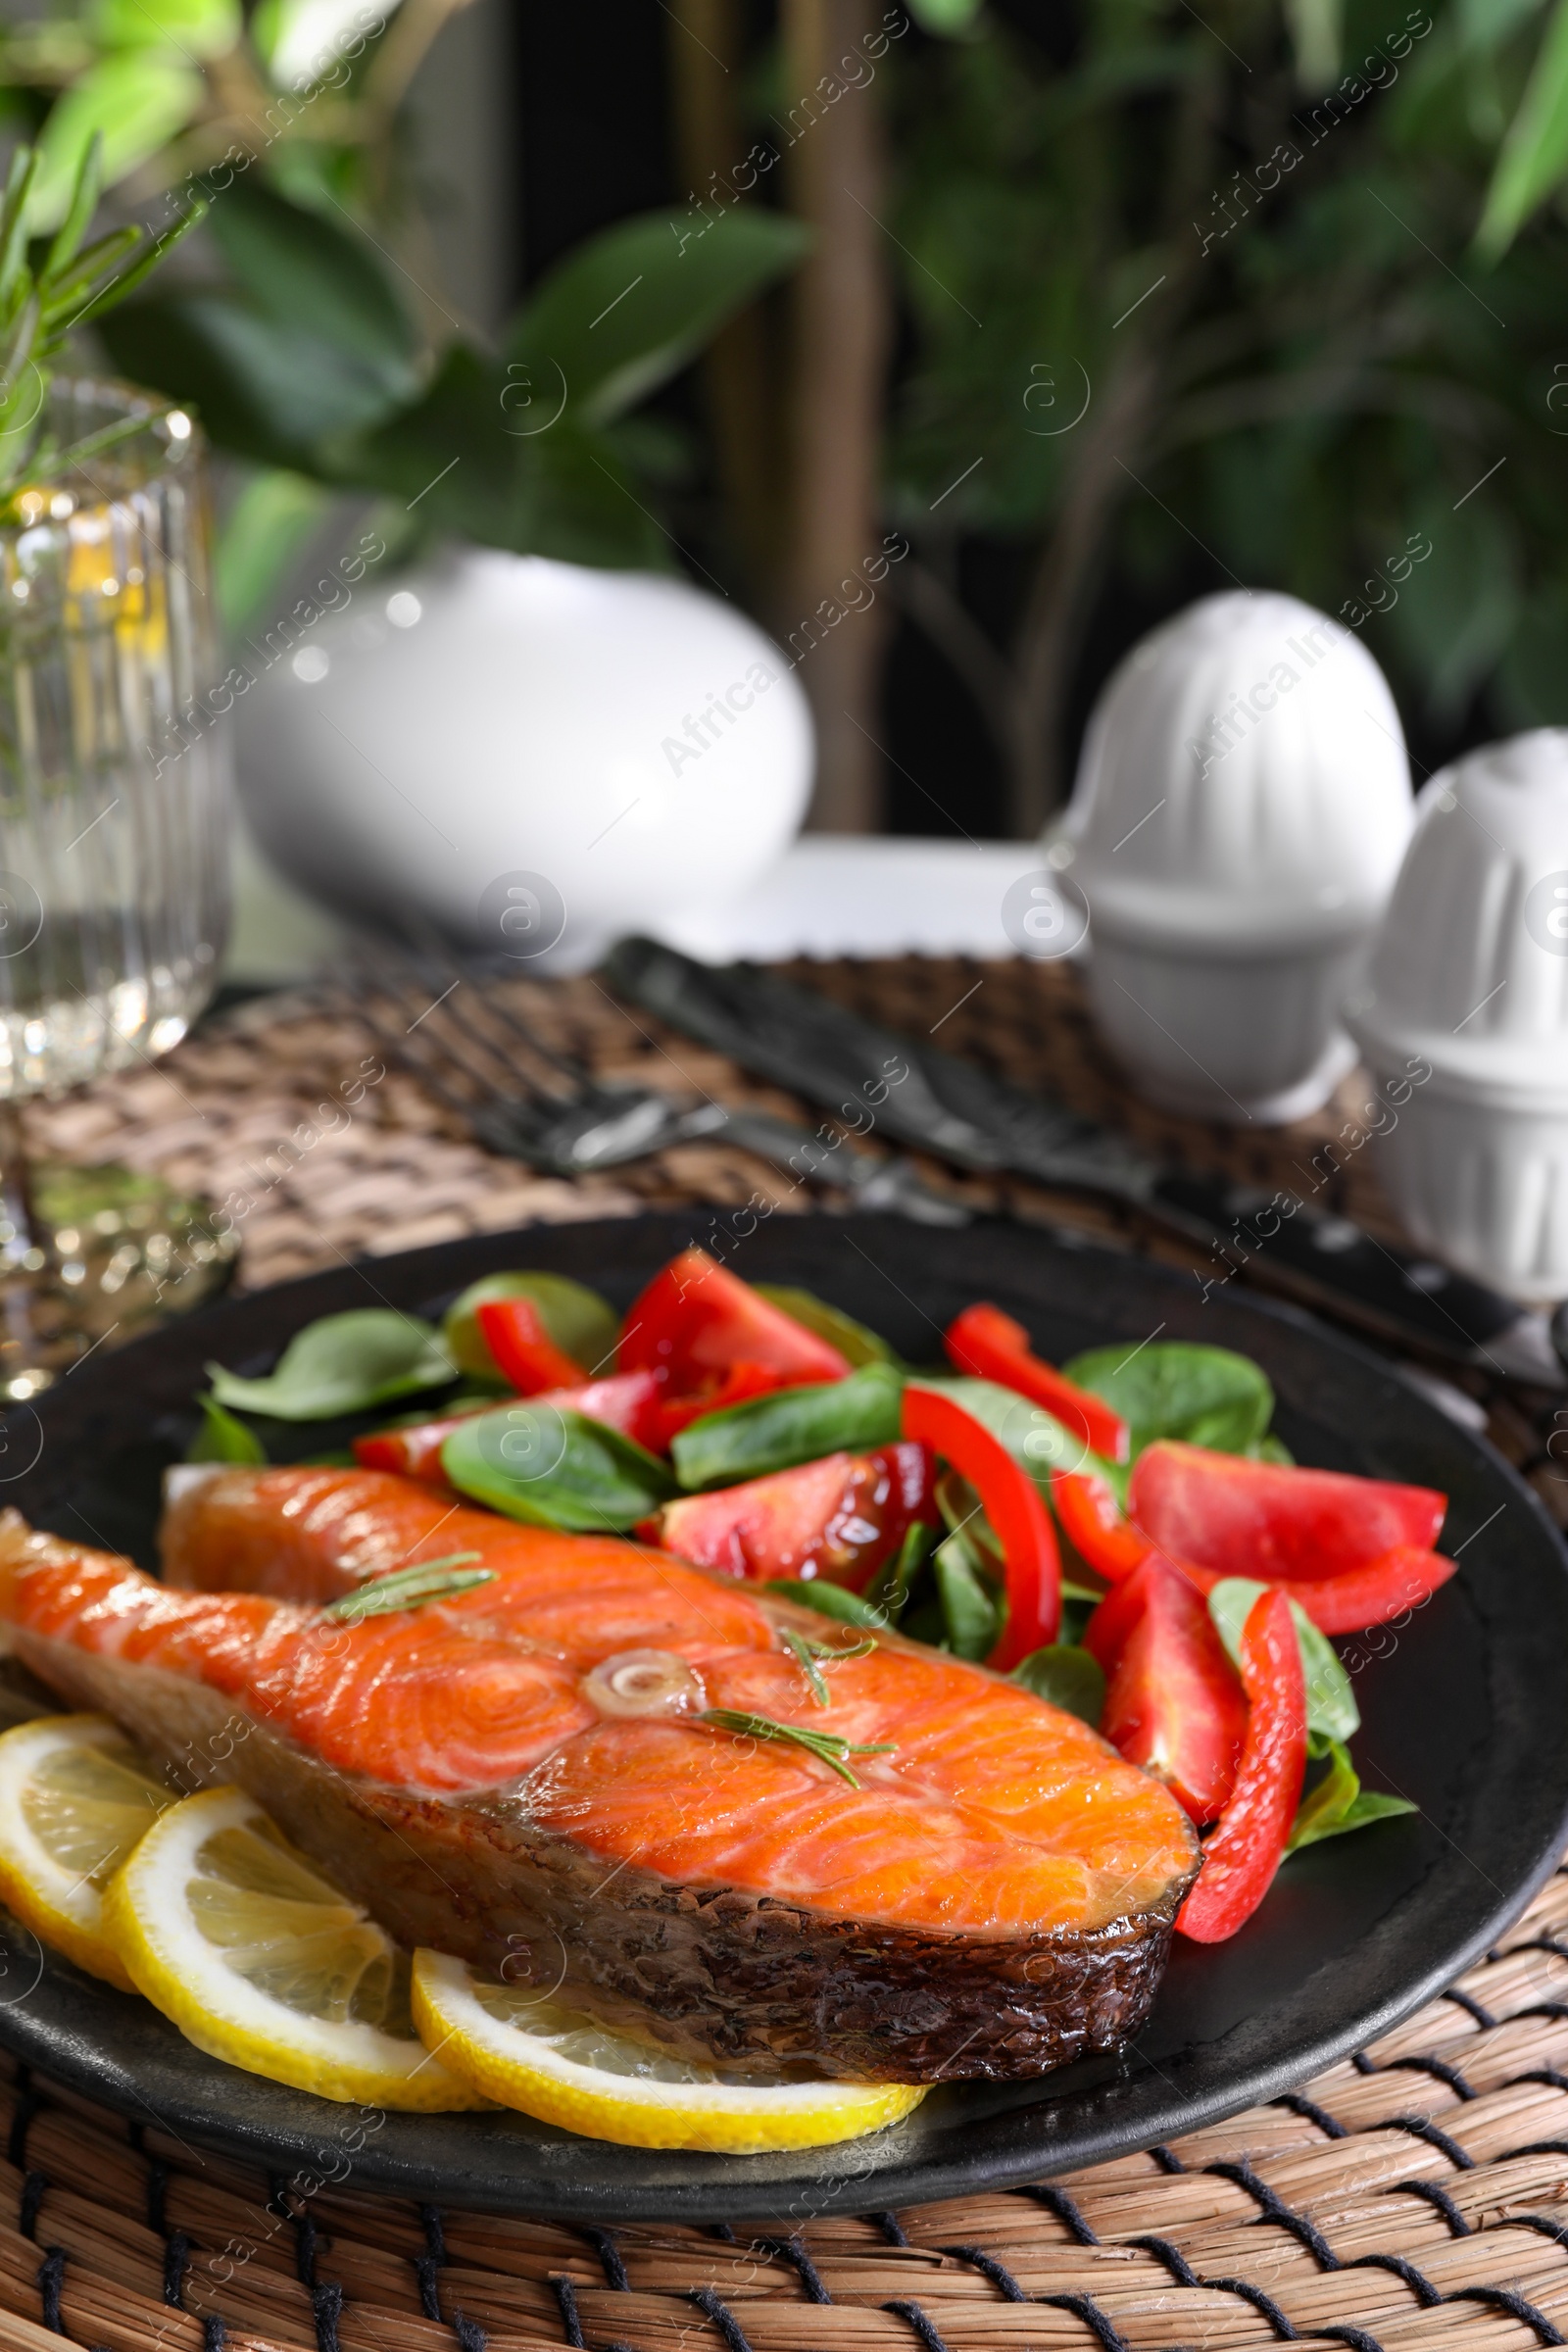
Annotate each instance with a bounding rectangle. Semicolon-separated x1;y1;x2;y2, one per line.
902;1383;1060;1666
1129;1442;1446;1583
618;1250;853;1396
354;1369;668;1482
1051;1465;1152;1585
1084;1556;1248;1825
945;1305;1128;1462
1177;1587;1306;1942
651;1442;935;1588
1053;1446;1455;1633
475;1297;592;1395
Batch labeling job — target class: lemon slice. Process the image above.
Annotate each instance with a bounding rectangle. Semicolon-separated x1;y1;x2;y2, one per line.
104;1787;482;2110
411;1947;926;2152
0;1713;174;1989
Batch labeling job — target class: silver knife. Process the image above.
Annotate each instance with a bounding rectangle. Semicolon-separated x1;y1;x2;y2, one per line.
607;936;1567;1391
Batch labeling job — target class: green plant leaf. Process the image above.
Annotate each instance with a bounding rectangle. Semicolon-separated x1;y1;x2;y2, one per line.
506;206;811;426
1208;1577;1359;1743
92;0;241;56
1057;1578;1105;1649
442;1272;619;1385
208;1310;454;1420
1478;0;1568;257
98;292;414;467
442;1404;676;1534
932;1536;999;1660
43;129;100;279
215;468;332;635
29;53;203;232
321;1555;491;1621
864;1519;935;1624
187;1394;267;1463
210;184;416;373
907;1374;1079;1486
1288;1738;1417;1850
754;1287;897;1368
670;1362;904;1490
906;0;985;29
1062;1345;1275;1457
1010;1643;1106;1726
1284;0;1342;89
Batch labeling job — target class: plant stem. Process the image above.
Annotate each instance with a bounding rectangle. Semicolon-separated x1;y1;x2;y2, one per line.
780;0;892;831
666;0;789;597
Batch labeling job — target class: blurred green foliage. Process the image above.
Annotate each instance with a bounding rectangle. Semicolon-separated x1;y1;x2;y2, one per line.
0;0;810;627
883;0;1568;818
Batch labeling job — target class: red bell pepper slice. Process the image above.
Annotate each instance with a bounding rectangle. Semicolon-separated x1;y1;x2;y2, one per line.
618;1249;852;1396
902;1383;1060;1666
1128;1442;1446;1583
945;1304;1128;1462
1052;1466;1153;1585
1177;1586;1306;1942
652;1442;936;1587
354;1369;668;1482
1084;1555;1248;1825
475;1298;590;1396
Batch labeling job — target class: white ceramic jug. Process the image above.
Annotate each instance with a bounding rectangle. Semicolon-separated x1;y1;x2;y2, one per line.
234;550;813;970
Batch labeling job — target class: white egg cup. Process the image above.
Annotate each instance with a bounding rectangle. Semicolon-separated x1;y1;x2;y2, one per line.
1057;591;1414;1125
1347;729;1568;1303
234;550;814;972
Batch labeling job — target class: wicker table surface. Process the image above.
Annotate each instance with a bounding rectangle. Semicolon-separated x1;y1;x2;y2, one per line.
5;952;1566;2352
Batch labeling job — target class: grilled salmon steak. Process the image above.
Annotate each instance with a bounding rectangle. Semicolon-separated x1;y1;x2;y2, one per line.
0;1468;1199;2082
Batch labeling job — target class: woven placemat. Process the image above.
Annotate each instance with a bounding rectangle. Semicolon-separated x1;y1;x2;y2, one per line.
4;952;1566;2352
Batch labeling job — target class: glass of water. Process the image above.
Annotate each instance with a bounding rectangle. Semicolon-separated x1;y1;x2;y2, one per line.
0;378;236;1397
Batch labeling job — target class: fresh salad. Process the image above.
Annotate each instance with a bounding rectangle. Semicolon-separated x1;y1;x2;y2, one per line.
197;1247;1446;1947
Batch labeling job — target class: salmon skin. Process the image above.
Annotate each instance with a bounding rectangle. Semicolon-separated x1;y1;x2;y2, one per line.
0;1469;1200;2083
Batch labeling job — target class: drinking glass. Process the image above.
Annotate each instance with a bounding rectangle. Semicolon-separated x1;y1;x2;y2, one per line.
0;377;236;1398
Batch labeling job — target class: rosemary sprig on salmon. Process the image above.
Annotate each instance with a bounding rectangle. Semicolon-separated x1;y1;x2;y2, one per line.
700;1705;897;1787
321;1555;491;1621
780;1627;876;1708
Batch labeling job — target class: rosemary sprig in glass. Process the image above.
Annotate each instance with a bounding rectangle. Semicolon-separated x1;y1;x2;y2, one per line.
0;132;206;507
322;1554;493;1622
700;1707;895;1788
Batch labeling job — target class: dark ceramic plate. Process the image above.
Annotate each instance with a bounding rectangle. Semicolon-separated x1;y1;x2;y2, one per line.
0;1211;1562;2223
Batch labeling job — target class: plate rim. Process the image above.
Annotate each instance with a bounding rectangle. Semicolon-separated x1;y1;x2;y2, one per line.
0;1207;1562;2222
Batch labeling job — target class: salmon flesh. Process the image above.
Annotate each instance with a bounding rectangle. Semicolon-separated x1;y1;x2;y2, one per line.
0;1468;1199;2082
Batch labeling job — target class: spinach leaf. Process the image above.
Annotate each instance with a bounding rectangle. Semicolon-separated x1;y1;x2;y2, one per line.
932;1538;1000;1661
764;1579;886;1628
442;1404;676;1533
1288;1739;1416;1851
1208;1577;1360;1743
442;1272;619;1383
909;1374;1080;1486
1011;1644;1106;1727
671;1362;903;1489
1063;1343;1275;1456
208;1311;455;1422
187;1394;267;1464
1248;1433;1295;1464
754;1286;897;1368
1058;1579;1106;1649
864;1520;934;1625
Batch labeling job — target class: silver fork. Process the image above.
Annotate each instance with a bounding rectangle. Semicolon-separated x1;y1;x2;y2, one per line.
337;936;972;1226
